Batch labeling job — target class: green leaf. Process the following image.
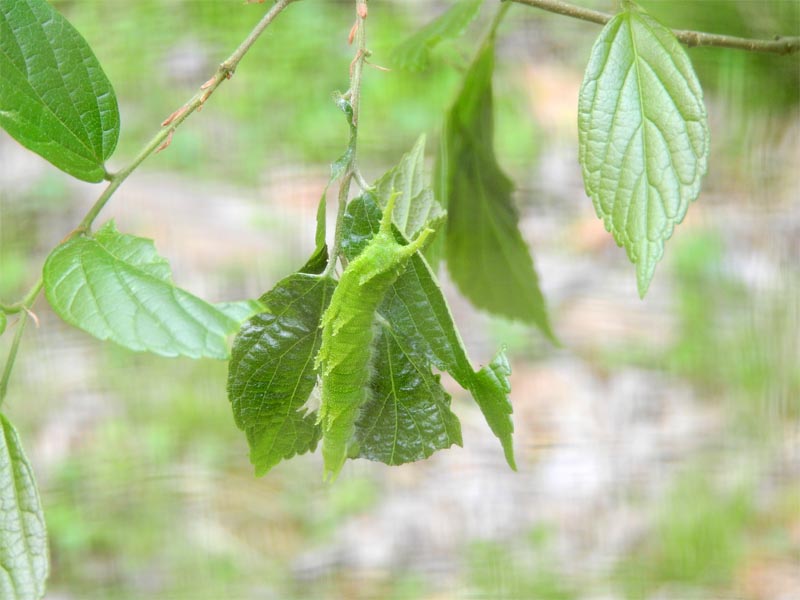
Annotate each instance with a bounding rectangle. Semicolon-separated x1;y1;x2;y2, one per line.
0;413;48;600
372;134;445;240
393;0;484;71
578;3;709;297
228;274;335;475
0;0;119;182
354;325;462;466
470;349;515;470
299;192;328;275
343;195;473;385
440;39;555;340
0;312;6;336
214;299;266;324
342;194;517;469
43;222;244;359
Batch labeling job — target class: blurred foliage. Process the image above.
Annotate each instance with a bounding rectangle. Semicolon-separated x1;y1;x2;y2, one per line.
467;526;577;600
617;468;754;598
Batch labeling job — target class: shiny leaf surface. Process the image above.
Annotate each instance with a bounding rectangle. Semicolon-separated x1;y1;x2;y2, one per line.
228;274;335;475
0;0;119;182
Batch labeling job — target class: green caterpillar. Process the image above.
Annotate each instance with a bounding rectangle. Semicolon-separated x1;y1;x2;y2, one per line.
316;193;433;480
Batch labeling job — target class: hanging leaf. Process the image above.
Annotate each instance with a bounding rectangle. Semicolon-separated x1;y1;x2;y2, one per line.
440;38;555;341
0;0;119;182
228;274;335;475
372;134;445;240
578;1;709;297
342;194;517;470
470;349;515;469
354;326;462;466
393;0;484;71
43;222;256;359
0;414;48;600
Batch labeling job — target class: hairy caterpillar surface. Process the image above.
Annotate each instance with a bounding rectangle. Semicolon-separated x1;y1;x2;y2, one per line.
315;193;433;480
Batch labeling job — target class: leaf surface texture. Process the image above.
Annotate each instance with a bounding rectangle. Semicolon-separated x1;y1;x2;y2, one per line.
578;3;709;296
0;0;119;181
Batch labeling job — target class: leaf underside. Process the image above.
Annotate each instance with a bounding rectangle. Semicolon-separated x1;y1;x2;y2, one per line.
439;38;555;340
372;134;446;240
228;274;335;476
43;222;256;359
0;0;119;182
578;4;709;297
0;414;48;600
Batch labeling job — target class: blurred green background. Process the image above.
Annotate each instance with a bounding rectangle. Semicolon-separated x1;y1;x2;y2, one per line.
1;1;798;599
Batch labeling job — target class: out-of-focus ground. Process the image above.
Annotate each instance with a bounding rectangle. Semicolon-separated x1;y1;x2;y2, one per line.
1;1;798;599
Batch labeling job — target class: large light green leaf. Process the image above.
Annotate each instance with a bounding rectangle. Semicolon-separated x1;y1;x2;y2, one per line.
393;0;484;71
43;222;255;359
355;326;462;466
228;274;335;475
0;0;119;182
440;39;555;341
373;135;445;240
578;1;709;297
0;414;48;600
342;194;517;470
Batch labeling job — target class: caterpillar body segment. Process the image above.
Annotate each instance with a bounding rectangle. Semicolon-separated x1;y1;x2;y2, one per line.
316;194;433;480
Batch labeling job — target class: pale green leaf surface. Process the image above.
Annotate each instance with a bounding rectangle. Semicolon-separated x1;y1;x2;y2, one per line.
373;135;445;239
393;0;484;71
0;414;48;600
43;222;242;359
354;326;462;466
441;40;555;340
342;194;517;469
0;0;119;182
578;4;708;297
214;299;266;324
228;274;335;475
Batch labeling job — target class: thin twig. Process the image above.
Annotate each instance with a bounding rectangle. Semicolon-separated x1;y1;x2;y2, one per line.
0;280;43;408
0;0;299;405
75;0;299;235
324;0;370;277
510;0;800;55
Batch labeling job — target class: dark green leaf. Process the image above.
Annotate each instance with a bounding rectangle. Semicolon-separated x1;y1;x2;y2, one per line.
299;189;328;275
373;135;445;239
43;222;246;359
393;0;484;71
0;0;119;182
228;274;335;476
578;2;709;297
342;195;473;384
354;325;462;466
0;413;48;600
342;194;517;469
441;39;555;340
0;312;6;336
